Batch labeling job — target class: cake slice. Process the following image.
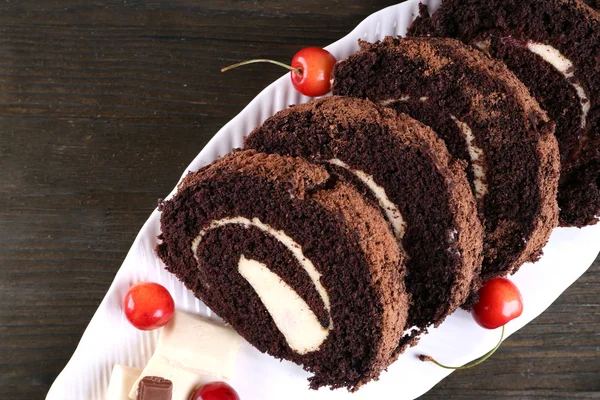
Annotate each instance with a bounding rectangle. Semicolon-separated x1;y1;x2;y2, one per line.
409;0;600;227
245;96;483;333
157;150;409;391
332;37;560;282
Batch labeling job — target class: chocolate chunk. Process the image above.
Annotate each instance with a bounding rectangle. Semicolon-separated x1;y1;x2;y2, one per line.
136;376;172;400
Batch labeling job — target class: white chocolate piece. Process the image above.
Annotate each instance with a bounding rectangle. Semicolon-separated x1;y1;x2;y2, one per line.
328;158;406;240
106;365;141;400
238;255;329;354
129;311;242;400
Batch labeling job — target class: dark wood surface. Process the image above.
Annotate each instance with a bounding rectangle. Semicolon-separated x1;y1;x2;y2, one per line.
1;1;599;399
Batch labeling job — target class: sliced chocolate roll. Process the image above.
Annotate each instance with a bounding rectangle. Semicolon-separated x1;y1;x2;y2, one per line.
245;96;483;332
409;0;600;227
332;37;560;282
157;150;408;391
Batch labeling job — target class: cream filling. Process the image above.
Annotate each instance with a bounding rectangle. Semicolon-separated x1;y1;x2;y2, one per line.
379;96;428;106
327;158;406;239
238;256;329;354
526;42;590;129
379;96;410;106
475;40;490;55
192;217;332;354
450;115;488;199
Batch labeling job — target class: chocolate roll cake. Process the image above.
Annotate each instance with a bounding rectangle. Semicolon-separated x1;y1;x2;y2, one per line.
409;0;600;227
332;38;560;282
157;150;409;391
245;96;483;332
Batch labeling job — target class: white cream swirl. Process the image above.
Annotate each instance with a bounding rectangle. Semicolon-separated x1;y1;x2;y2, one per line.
192;217;331;354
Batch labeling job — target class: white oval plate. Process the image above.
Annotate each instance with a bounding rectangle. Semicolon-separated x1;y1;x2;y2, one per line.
46;1;600;399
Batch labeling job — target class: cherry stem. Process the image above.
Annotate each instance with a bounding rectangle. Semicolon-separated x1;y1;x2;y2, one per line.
419;325;505;370
221;59;302;75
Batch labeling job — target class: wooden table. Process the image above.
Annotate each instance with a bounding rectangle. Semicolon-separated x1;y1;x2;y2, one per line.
1;1;598;399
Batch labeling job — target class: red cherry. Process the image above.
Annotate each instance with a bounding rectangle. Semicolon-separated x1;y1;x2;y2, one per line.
472;278;523;329
190;382;240;400
419;278;523;370
289;47;337;97
124;282;175;330
221;47;337;97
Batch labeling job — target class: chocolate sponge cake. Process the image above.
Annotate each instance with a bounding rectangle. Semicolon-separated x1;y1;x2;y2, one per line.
409;0;600;227
332;37;560;282
245;96;484;332
157;150;409;391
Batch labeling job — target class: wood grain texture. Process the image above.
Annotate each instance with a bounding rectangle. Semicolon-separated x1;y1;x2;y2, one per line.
0;1;598;399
